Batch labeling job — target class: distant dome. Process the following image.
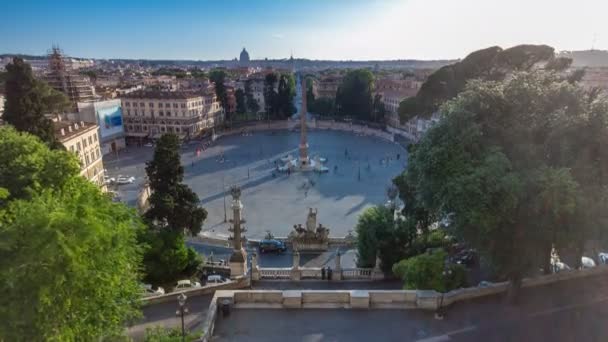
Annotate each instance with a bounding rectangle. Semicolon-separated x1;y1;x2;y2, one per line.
239;48;250;64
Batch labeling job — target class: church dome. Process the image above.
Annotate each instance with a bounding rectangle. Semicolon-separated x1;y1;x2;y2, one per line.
239;48;250;64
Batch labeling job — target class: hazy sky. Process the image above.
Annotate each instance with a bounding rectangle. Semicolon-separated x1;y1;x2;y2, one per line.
1;0;606;60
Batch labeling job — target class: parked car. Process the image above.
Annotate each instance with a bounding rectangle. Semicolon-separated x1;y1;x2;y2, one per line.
582;256;596;268
141;284;165;297
207;275;225;284
103;175;115;185
116;176;135;184
315;166;329;173
452;249;477;267
599;252;608;265
144;142;154;147
259;239;287;253
174;279;202;291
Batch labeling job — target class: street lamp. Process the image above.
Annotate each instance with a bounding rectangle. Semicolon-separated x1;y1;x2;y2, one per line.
176;293;189;341
435;267;452;320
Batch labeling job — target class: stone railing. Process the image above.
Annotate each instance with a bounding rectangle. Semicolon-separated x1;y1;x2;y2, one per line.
258;267;292;279
341;268;373;279
140;276;249;306
300;267;323;279
196;266;608;341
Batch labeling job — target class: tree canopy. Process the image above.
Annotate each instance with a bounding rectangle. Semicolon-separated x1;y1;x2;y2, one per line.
395;71;608;298
398;45;567;122
0;127;145;340
335;69;374;120
3;58;71;147
145;133;207;235
209;69;229;119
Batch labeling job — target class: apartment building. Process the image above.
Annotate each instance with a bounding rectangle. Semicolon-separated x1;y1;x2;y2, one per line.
54;119;105;187
120;90;224;140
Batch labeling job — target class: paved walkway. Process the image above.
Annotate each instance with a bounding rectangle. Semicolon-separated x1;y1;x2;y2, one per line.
212;275;608;342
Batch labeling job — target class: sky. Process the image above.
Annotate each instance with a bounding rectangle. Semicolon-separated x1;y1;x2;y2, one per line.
1;0;606;61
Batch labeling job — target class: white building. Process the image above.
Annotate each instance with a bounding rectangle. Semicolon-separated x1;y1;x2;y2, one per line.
120;90;224;141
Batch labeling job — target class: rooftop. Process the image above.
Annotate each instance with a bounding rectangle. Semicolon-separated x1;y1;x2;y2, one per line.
53;119;98;142
121;90;206;100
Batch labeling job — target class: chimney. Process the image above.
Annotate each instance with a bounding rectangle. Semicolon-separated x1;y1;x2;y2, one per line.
61;128;65;136
81;121;85;127
68;125;73;132
75;123;79;130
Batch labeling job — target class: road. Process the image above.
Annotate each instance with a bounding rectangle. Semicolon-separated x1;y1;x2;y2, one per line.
212;275;608;342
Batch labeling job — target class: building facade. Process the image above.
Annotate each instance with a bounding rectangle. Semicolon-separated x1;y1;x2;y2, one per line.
120;90;224;140
54;119;105;187
316;75;342;99
76;99;126;155
44;48;96;107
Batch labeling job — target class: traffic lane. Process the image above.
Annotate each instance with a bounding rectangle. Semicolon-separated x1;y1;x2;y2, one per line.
127;294;212;341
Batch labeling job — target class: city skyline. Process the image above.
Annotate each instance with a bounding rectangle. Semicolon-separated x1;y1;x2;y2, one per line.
1;0;607;61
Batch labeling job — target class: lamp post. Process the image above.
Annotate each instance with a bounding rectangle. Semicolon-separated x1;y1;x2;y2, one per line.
223;174;227;223
435;266;452;320
176;293;189;341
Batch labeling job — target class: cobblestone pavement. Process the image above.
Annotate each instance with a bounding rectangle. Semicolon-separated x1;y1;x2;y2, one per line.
103;129;406;239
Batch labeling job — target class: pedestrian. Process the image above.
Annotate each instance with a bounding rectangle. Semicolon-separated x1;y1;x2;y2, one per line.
327;266;332;281
321;266;326;280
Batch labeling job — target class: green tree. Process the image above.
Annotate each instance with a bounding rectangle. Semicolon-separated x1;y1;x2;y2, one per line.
143;133;206;286
397;71;608;300
335;69;374;120
392;249;466;292
372;93;386;123
235;88;246;114
244;79;259;113
145;133;207;235
0;126;80;203
209;69;229;119
144;326;199;342
263;73;278;118
4;58;70;147
277;73;295;119
355;205;417;272
0;177;144;341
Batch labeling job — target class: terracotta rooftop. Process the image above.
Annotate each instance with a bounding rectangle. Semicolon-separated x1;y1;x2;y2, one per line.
53;120;98;142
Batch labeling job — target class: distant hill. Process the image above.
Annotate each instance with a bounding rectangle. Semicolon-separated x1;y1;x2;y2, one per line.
558;50;608;67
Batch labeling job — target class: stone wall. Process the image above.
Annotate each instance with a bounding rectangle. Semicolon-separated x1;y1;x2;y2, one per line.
140;276;249;306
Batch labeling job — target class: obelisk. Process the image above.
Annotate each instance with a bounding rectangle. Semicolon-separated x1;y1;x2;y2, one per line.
299;78;309;168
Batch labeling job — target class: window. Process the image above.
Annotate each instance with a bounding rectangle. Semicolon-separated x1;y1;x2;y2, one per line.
140;102;145;107
127;109;131;116
143;125;148;131
96;149;100;160
176;127;180;132
83;138;87;148
159;111;164;116
161;127;166;132
166;111;171;116
181;103;186;108
88;136;93;145
70;145;75;152
85;153;90;166
134;109;138;116
173;103;178;108
125;102;130;107
94;134;97;142
133;102;138;107
149;102;154;108
150;109;155;115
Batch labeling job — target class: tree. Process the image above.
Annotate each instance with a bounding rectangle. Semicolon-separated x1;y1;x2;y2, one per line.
143;133;206;286
372;93;386;123
235;88;246;114
355;205;417;272
0;126;80;203
276;73;295;119
396;71;608;300
263;73;278;118
398;44;558;122
244;79;259;113
144;326;199;342
392;249;466;292
4;58;70;147
145;133;207;235
209;69;229;120
0;177;144;340
335;69;374;120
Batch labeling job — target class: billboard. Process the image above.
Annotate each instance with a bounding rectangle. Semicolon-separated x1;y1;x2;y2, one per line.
95;102;124;140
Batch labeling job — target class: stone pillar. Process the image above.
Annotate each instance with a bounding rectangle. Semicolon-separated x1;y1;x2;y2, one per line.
251;252;260;281
333;250;343;281
229;186;248;279
291;250;301;281
372;254;384;280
